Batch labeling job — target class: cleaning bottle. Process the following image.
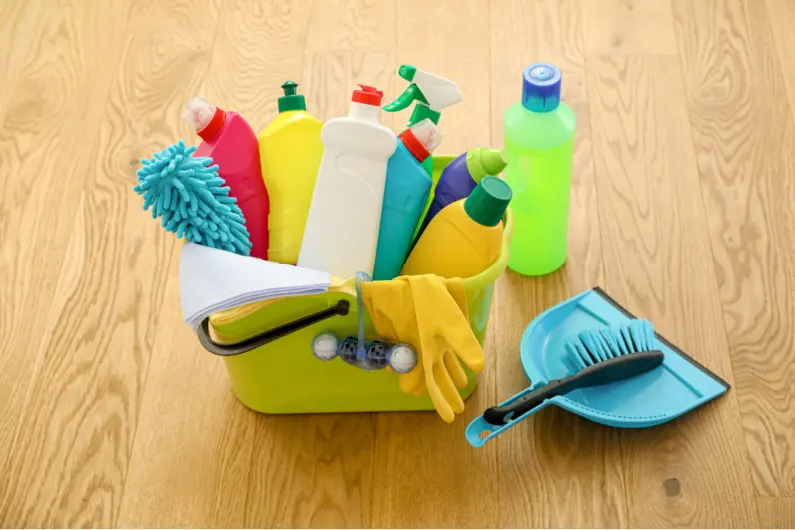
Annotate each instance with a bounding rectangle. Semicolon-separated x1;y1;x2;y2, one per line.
372;118;443;281
401;176;512;279
183;98;270;259
503;62;575;276
257;81;323;264
383;65;463;175
297;85;397;279
416;148;508;239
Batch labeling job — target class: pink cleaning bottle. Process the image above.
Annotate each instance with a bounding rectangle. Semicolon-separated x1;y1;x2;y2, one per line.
182;98;270;259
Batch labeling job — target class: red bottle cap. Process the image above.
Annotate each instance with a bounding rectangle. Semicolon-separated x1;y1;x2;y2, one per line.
398;128;430;162
197;106;227;141
351;84;383;106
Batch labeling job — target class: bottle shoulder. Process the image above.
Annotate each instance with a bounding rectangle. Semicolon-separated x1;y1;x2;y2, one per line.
322;118;397;157
259;112;322;143
437;156;468;185
388;147;432;184
226;112;258;137
504;102;576;149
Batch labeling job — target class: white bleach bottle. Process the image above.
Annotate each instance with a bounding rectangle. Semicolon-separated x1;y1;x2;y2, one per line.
298;85;398;278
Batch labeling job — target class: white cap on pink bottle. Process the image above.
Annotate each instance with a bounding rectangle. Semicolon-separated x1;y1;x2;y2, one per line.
182;97;226;140
410;118;444;153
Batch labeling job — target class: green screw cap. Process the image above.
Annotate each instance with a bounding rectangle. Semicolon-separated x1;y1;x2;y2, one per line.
278;80;306;112
466;148;509;182
464;176;512;227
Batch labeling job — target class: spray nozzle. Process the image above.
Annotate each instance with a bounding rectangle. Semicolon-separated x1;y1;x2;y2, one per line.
398;64;417;81
383;84;427;112
384;64;462;127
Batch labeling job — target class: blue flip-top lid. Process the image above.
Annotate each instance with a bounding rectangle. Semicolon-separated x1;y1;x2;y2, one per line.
522;62;562;113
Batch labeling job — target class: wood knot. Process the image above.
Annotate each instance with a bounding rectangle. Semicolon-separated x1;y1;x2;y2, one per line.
663;477;680;497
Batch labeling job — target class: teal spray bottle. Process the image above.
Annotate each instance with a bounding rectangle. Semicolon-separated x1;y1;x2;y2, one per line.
372;119;443;281
503;63;576;276
383;65;463;175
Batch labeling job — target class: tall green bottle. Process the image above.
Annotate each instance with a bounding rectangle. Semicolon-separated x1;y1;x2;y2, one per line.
503;63;576;276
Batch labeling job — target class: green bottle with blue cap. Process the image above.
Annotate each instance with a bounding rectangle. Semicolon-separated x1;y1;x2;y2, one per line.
503;62;576;276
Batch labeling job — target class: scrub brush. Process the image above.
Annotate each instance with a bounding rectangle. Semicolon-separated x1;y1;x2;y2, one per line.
134;140;252;256
484;319;664;425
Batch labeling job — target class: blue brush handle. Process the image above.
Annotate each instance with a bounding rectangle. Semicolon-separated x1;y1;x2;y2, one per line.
465;385;553;447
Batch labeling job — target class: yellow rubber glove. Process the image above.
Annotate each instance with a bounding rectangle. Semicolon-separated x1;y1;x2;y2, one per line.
361;274;486;423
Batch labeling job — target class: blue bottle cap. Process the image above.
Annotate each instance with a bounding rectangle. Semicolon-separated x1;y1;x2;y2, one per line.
522;62;561;113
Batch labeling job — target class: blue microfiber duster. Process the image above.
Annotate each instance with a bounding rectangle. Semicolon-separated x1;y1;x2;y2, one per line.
134;140;253;256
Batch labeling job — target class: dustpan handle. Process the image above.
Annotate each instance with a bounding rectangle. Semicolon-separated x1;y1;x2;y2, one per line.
196;300;350;357
465;385;552;448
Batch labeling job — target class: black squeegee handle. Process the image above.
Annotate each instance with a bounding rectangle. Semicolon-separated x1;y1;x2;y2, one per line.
483;350;665;426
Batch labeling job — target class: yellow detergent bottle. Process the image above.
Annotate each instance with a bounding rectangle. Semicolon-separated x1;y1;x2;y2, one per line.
401;176;512;279
258;81;323;264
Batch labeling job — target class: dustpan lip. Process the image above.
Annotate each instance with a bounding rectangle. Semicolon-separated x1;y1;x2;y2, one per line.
591;286;731;391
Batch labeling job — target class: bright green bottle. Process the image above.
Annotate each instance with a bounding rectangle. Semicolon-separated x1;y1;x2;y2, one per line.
503;63;576;276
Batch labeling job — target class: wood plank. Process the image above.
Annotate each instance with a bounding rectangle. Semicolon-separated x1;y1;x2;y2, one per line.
0;0;131;524
757;497;795;528
118;0;313;526
765;0;795;118
0;0;43;114
581;0;678;56
242;1;394;526
587;54;758;527
0;0;221;526
672;0;795;497
490;1;623;527
305;0;395;52
370;1;497;527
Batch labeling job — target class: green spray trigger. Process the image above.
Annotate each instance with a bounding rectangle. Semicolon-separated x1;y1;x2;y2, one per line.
383;64;462;127
383;84;428;112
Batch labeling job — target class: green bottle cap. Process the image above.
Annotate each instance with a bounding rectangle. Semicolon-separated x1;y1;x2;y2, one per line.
465;148;508;182
278;80;306;112
464;176;512;227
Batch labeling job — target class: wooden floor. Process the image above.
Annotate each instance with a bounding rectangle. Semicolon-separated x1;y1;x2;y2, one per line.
1;0;794;527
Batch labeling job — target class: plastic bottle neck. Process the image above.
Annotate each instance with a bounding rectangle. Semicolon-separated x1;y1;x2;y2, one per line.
197;107;227;141
349;102;381;122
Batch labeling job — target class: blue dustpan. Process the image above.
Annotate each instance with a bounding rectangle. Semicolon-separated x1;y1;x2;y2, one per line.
466;287;730;447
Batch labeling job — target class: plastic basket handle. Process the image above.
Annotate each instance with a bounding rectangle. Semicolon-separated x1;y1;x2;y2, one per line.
196;300;351;357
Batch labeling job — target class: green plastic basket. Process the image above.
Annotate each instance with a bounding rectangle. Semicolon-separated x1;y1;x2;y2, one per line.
196;155;513;414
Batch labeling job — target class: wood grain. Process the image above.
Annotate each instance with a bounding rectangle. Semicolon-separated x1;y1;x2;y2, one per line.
765;0;795;118
490;1;623;527
0;0;42;114
305;0;395;53
0;0;132;525
672;0;795;497
587;54;758;527
581;0;678;56
757;497;795;528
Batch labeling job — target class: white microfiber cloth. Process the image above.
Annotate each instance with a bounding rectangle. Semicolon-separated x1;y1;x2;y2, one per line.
179;242;331;330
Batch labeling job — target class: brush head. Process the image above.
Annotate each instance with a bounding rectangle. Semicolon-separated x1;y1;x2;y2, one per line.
134;140;253;256
565;319;657;370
